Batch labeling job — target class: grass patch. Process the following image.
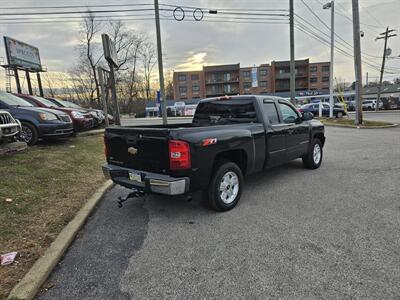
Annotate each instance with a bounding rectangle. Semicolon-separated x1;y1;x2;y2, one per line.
319;117;394;128
0;135;106;299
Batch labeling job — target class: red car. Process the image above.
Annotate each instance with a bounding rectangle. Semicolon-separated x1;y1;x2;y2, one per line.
14;94;94;132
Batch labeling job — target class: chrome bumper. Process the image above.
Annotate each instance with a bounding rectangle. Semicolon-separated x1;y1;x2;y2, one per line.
102;164;189;195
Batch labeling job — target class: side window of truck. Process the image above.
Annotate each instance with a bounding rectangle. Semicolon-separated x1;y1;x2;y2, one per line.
279;102;300;124
262;101;280;125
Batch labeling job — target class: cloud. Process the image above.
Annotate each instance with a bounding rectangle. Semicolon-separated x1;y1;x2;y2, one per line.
174;52;209;70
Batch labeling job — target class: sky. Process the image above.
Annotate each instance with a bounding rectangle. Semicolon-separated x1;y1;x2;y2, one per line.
1;0;400;92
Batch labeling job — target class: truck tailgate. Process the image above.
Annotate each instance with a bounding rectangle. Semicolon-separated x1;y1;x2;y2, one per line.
105;127;170;173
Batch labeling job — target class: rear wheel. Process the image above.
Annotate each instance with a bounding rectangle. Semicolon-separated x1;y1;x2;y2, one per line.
20;122;38;145
302;139;323;169
336;111;343;118
208;161;243;211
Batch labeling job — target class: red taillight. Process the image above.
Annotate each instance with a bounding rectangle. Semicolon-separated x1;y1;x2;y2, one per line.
104;135;110;158
169;140;191;170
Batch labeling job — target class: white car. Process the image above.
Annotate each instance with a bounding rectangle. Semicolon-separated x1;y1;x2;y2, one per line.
362;100;383;110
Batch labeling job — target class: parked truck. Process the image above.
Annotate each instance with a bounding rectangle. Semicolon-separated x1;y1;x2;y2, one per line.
103;96;325;211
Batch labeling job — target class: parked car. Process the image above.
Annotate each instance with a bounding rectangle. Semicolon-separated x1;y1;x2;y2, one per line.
14;94;94;132
0;92;73;145
344;100;356;111
103;95;325;211
362;100;383;110
46;98;113;125
298;102;346;118
0;110;21;144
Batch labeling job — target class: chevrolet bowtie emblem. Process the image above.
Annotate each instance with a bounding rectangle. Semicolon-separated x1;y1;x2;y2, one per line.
127;147;138;155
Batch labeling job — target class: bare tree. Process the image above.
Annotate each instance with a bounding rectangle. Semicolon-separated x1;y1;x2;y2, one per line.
69;11;103;104
141;42;157;101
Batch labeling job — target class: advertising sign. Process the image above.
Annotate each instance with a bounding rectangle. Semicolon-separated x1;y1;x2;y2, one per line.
102;34;118;67
251;67;258;88
4;36;42;71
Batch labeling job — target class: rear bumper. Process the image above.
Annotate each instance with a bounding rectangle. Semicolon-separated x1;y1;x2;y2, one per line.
102;163;190;195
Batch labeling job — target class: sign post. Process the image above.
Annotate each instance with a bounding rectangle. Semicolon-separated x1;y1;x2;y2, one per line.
97;66;109;127
102;33;121;126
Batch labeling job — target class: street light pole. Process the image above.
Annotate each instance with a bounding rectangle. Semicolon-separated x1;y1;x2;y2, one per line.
154;0;168;125
323;1;334;118
289;0;296;104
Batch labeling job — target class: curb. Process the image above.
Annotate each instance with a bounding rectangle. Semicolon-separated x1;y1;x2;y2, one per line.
8;180;114;300
323;123;398;129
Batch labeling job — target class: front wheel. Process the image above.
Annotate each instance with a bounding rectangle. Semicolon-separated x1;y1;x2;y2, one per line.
20;122;39;145
302;139;323;169
336;111;343;118
208;161;243;211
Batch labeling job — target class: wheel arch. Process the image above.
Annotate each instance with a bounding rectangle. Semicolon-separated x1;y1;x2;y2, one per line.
213;149;248;176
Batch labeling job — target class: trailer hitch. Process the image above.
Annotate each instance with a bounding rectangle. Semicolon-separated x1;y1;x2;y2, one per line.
117;189;145;208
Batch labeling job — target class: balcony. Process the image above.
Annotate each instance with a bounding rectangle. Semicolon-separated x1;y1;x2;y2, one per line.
205;77;240;85
206;87;239;97
275;72;308;80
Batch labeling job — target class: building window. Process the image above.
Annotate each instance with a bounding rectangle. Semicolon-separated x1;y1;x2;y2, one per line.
259;69;268;76
224;84;231;93
179;86;187;93
310;66;317;73
178;74;186;81
310;77;318;83
322;77;330;82
243;82;251;89
191;74;199;81
322;65;330;72
224;73;231;81
192;85;200;92
243;70;251;77
259;81;267;87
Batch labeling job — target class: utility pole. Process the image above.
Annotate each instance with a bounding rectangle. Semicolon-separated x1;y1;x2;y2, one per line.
351;0;363;125
154;0;168;125
289;0;295;103
323;1;334;118
375;27;397;112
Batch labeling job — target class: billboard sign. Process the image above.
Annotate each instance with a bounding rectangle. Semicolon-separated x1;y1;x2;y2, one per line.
4;36;42;71
102;34;118;68
251;67;258;88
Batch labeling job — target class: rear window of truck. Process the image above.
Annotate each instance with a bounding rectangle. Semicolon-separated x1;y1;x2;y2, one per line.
193;99;258;126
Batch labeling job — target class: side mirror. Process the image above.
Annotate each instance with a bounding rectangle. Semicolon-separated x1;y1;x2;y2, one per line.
302;111;314;121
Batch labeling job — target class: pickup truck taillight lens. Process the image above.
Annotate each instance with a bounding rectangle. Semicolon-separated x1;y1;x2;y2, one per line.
104;136;110;158
169;140;191;170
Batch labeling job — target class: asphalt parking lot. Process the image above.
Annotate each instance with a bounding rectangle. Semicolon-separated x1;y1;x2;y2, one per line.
39;125;400;299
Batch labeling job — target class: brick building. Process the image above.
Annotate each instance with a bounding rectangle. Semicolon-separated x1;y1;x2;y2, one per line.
173;59;330;100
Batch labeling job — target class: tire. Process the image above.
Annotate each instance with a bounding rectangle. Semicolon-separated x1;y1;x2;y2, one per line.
208;161;244;211
20;122;39;145
302;139;323;170
336;111;343;118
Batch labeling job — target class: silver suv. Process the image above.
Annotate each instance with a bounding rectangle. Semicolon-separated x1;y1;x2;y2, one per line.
0;110;21;143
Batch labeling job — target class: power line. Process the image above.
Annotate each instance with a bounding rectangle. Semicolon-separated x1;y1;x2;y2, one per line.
295;23;400;74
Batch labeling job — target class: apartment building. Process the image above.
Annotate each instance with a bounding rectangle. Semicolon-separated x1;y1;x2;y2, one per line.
309;62;331;90
173;70;205;100
173;59;330;100
240;64;271;95
204;64;240;97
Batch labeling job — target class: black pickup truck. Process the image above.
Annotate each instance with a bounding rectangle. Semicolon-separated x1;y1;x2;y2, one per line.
103;95;325;211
